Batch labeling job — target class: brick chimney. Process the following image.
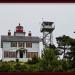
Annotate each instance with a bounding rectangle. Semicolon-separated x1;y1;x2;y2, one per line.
8;30;11;36
28;31;32;36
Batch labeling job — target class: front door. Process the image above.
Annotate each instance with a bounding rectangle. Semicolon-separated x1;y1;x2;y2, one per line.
20;51;23;58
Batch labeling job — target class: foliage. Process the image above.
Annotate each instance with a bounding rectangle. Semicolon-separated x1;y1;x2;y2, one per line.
16;59;19;63
14;63;28;72
68;39;75;66
27;55;39;64
1;35;75;72
56;35;72;58
39;48;60;71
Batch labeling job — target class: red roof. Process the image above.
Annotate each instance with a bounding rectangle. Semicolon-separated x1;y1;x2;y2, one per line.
16;23;24;32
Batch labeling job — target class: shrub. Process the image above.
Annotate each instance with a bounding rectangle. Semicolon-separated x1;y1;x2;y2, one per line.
0;62;10;72
27;55;39;64
14;63;28;72
16;59;19;63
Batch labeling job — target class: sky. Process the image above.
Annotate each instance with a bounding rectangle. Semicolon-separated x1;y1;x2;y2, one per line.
0;3;75;59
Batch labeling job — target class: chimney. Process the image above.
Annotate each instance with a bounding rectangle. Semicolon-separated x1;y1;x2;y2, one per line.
8;30;11;36
28;31;32;36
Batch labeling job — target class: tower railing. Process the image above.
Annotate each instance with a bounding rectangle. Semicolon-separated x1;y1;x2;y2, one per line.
40;24;55;32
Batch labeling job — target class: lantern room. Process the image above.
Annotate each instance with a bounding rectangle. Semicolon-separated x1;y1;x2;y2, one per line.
16;23;23;32
14;23;26;36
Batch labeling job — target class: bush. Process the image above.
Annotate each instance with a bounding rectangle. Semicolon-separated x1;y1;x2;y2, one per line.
0;62;10;72
27;59;32;64
14;63;28;72
27;55;39;64
16;59;19;63
26;64;40;72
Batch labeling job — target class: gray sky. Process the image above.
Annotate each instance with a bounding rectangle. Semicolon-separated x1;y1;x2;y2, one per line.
0;3;75;59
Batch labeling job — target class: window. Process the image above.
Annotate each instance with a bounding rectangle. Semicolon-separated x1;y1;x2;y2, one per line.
4;51;16;58
11;42;17;47
27;52;38;58
4;51;8;58
18;42;24;47
26;42;32;48
9;52;16;58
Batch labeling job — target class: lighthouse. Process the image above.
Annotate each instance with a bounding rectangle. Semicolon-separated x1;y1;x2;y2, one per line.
1;22;40;62
14;23;25;36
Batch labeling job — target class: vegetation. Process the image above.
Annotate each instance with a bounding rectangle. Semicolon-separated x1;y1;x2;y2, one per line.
56;35;72;58
1;34;75;72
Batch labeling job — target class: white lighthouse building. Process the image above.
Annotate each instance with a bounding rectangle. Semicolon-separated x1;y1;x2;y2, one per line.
1;23;41;62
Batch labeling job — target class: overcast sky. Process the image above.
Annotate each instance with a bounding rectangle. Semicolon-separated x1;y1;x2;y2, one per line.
0;3;75;59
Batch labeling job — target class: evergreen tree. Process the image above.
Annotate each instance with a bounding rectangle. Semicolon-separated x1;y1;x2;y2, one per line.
56;35;71;58
40;48;60;71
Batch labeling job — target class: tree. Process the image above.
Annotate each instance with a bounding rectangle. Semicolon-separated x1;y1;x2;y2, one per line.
68;39;75;67
39;48;60;71
56;35;71;58
56;35;75;68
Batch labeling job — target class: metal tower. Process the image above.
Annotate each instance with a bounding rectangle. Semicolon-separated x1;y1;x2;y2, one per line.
40;21;55;48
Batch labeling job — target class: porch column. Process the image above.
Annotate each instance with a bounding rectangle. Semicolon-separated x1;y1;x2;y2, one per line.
17;51;19;58
17;42;18;48
23;51;26;58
